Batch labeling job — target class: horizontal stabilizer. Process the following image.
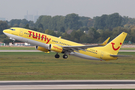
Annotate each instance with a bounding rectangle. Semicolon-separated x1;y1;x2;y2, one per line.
110;55;131;57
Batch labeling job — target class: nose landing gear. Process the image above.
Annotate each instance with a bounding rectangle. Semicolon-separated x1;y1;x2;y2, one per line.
12;40;15;44
9;37;15;45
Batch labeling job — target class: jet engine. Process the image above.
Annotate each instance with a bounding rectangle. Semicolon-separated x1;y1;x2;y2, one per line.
49;44;63;53
35;46;49;53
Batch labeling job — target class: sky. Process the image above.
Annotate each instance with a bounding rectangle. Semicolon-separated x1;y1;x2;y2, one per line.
0;0;135;21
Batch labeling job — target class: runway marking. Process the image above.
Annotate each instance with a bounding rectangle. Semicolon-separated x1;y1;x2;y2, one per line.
1;84;135;89
0;80;135;89
1;81;135;85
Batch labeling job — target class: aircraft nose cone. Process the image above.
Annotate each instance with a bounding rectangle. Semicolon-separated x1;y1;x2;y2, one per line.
3;30;6;34
3;29;9;34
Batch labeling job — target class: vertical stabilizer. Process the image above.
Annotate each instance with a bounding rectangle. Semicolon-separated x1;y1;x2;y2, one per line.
103;32;127;55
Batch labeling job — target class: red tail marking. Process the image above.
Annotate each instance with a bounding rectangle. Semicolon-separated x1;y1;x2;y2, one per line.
111;42;122;51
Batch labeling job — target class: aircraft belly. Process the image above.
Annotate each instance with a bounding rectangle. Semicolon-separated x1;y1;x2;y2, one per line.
27;38;49;49
4;33;22;41
4;33;49;49
70;52;102;60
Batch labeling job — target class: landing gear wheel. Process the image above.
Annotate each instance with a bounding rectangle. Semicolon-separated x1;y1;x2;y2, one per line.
12;40;15;44
55;54;60;58
63;54;68;59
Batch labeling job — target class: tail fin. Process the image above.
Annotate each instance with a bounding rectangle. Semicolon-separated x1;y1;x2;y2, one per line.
103;32;127;55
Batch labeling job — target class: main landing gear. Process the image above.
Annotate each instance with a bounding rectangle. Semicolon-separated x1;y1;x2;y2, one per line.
55;53;60;58
63;54;68;59
55;53;68;59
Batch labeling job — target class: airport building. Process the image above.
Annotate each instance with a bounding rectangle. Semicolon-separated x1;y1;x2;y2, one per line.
0;42;5;46
9;42;30;46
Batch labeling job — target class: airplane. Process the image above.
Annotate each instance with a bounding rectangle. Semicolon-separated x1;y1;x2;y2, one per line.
3;27;127;61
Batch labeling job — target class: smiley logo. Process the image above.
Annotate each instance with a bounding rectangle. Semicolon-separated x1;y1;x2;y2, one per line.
111;42;122;51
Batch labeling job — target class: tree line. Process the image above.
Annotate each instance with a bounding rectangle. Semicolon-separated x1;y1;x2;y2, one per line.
0;13;135;44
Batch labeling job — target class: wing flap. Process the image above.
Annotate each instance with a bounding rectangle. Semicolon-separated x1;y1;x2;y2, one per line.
61;37;110;53
62;44;100;49
62;37;110;50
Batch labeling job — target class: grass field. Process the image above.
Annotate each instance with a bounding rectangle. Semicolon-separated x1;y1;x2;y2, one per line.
120;48;135;50
0;52;135;80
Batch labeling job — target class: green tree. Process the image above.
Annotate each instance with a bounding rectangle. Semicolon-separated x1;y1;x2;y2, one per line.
64;13;82;30
70;30;79;42
45;29;56;36
56;31;63;37
79;26;89;31
9;19;21;27
62;32;71;40
60;27;65;32
94;13;122;30
49;16;65;30
36;15;51;30
25;24;30;29
29;21;35;29
45;29;50;34
0;21;8;35
19;19;29;27
80;35;88;43
38;23;43;29
79;16;90;26
37;23;44;32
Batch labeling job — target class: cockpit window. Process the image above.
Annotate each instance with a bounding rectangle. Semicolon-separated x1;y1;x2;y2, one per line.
10;29;15;31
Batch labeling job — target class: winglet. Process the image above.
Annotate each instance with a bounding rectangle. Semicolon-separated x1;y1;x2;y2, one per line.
99;37;110;46
59;36;61;39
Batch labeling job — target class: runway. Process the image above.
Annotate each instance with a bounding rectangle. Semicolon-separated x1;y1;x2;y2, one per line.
0;80;135;89
0;50;135;52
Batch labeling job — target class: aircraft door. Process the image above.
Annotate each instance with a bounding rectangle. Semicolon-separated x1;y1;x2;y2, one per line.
19;29;23;36
100;52;104;59
19;29;28;43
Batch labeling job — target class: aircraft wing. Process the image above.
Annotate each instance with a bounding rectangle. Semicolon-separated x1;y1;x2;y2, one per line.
61;37;110;52
62;44;102;52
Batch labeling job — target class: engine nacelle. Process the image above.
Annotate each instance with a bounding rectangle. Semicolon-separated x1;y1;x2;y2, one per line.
49;44;63;53
36;46;49;53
